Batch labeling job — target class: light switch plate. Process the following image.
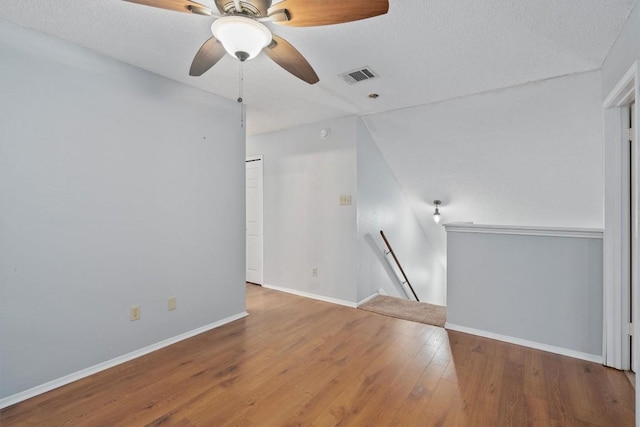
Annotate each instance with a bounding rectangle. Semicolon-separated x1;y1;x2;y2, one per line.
130;305;140;321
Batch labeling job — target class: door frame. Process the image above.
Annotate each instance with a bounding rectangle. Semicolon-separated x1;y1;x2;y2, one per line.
603;60;638;371
246;155;264;285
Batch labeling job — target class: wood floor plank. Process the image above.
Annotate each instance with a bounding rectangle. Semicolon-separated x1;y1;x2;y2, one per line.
524;347;547;399
273;325;405;426
357;327;442;426
496;358;526;426
525;395;552;427
1;284;635;426
308;318;429;426
542;351;579;425
468;337;506;425
388;358;447;426
418;377;462;426
182;304;399;426
234;320;389;425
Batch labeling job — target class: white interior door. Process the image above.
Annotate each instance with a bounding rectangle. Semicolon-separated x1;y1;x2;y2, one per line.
246;156;263;285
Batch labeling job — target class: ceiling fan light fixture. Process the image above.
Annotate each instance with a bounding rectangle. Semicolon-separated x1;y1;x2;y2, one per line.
211;16;272;61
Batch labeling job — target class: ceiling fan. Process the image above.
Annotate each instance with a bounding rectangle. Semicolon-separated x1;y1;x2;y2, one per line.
123;0;389;84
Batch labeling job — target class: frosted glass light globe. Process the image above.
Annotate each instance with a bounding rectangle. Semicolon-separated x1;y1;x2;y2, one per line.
211;16;272;61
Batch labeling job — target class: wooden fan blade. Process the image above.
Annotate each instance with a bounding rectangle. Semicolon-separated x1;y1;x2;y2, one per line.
190;38;227;76
263;35;319;84
268;0;388;27
123;0;212;15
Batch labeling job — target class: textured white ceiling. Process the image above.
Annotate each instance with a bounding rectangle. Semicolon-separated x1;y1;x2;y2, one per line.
0;0;636;135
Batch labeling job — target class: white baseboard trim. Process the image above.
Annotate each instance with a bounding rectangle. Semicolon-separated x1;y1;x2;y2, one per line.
262;284;357;308
357;292;380;306
0;311;249;410
444;323;602;364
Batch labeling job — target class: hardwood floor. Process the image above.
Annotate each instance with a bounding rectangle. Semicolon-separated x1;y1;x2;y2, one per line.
1;284;635;426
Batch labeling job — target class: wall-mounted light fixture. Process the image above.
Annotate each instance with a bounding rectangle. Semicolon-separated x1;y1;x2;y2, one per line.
433;200;442;224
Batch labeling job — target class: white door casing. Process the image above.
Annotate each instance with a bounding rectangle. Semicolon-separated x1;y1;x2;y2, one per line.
603;60;638;371
631;101;637;372
246;156;263;285
632;101;637;372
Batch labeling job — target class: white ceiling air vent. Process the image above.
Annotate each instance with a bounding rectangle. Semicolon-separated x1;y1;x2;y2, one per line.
339;66;378;84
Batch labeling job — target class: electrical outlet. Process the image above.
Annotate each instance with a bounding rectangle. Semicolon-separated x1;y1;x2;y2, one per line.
339;195;352;206
168;296;177;311
130;305;141;321
312;267;318;276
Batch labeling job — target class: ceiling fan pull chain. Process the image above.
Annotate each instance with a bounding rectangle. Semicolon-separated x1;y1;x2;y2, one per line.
238;60;245;128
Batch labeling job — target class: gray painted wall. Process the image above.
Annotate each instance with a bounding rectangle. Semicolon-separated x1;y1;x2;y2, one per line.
447;231;603;357
246;117;358;304
356;119;445;305
246;116;446;306
0;20;246;399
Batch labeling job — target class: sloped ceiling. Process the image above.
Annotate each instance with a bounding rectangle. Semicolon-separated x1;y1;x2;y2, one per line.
362;70;605;265
0;0;636;135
